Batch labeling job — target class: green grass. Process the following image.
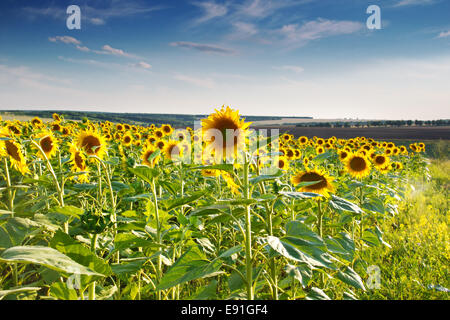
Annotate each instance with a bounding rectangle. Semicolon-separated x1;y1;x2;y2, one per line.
357;159;449;299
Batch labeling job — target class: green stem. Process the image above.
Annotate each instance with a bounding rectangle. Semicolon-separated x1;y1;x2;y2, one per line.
3;158;14;215
151;179;162;300
243;161;254;300
88;233;98;300
31;141;66;232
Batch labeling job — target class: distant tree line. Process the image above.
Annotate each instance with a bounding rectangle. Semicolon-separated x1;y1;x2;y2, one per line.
0;110;304;128
295;119;450;128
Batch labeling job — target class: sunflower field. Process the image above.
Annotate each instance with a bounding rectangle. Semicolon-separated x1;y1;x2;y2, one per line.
0;107;443;301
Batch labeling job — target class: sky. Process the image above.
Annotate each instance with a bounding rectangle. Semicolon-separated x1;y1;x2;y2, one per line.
0;0;449;120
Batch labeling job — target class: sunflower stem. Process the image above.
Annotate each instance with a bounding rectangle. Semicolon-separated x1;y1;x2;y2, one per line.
88;233;98;300
243;159;254;300
151;178;162;300
31;140;66;232
3;158;14;215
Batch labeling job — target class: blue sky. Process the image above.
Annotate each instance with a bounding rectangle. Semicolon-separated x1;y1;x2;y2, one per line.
0;0;449;119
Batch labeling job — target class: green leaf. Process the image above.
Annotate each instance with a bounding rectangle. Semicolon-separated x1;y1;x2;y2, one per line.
249;169;283;184
111;260;146;279
0;287;41;300
266;236;329;268
161;191;205;211
188;280;218;300
156;245;223;290
51;206;85;218
189;205;228;217
285;221;325;248
0;217;36;250
50;230;111;276
129;166;159;184
49;282;78;300
325;233;355;262
285;264;312;288
189;164;234;172
306;287;331;300
313;152;333;162
279;191;321;199
337;267;366;291
217;245;242;259
0;246;103;276
114;233;162;251
329;195;363;214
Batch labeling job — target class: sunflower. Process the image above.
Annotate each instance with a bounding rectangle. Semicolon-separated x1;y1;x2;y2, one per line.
116;123;124;132
68;143;89;183
52;113;62;122
276;156;290;171
303;157;310;167
122;131;134;147
141;145;160;168
338;149;349;162
373;154;390;169
345;153;371;179
61;126;71;136
316;138;325;146
201;169;219;177
31;117;43;128
35;131;58;159
291;168;334;197
161;124;173;136
155;139;166;150
201;106;251;160
316;146;325;154
8;124;21;135
76;129;107;160
298;136;308;145
393;162;403;170
163;140;183;161
0;139;29;175
285;148;296;160
221;171;241;195
154;129;164;139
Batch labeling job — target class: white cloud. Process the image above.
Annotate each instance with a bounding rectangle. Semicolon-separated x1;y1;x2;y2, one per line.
99;45;134;58
192;1;228;24
230;22;259;39
438;30;450;38
173;74;216;88
132;62;152;69
278;18;363;46
48;36;81;45
273;65;304;73
76;45;91;52
393;0;435;7
170;41;237;55
24;2;166;25
235;0;308;18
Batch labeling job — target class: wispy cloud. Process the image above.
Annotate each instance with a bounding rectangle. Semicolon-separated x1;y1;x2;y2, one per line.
48;36;81;45
273;65;304;73
57;56;151;72
229;21;259;39
438;30;450;38
49;36;143;60
393;0;435;7
191;1;228;24
173;74;216;88
96;45;137;58
23;1;166;25
131;62;152;69
278;18;363;46
235;0;309;19
170;41;237;55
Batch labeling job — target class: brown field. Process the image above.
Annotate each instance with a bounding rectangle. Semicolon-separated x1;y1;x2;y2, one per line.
253;125;450;140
